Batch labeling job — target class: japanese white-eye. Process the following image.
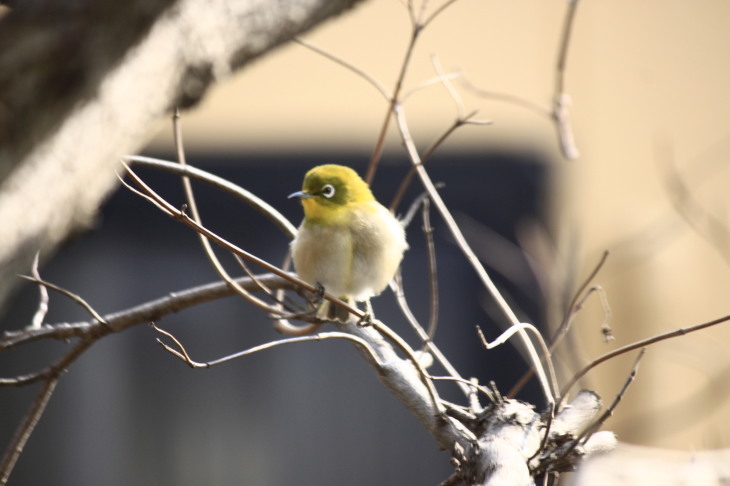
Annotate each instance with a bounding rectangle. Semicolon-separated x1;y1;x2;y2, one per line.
289;164;408;322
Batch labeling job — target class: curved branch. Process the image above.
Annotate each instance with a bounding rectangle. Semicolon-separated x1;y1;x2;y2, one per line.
125;155;298;239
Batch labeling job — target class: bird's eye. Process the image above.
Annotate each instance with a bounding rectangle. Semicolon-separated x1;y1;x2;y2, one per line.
321;184;336;199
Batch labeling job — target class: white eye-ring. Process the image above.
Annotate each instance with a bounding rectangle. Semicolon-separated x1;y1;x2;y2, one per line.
321;184;336;198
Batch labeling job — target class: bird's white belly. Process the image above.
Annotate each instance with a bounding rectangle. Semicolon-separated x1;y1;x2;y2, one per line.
291;205;406;301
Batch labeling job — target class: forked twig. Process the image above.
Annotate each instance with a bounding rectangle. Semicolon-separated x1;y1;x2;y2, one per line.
538;348;645;476
125;156;444;412
171;110;291;320
0;377;59;485
17;275;108;327
294;37;391;101
389;111;489;213
393;100;556;407
120;163;364;321
508;250;610;399
151;323;383;368
390;55;491;213
476;323;559;401
559;314;730;401
391;271;470;398
124;155;297;239
551;250;610;346
577;348;645;444
429;375;495;404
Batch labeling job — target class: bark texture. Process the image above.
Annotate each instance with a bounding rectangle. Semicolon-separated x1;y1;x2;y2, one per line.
0;0;364;309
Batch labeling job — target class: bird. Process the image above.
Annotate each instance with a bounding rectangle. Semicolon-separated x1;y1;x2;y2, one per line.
289;164;408;322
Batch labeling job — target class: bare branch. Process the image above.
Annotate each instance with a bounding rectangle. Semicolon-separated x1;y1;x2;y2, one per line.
152;322;383;369
506;250;612;399
392;100;555;407
421;0;463;30
421;198;440;344
17;275;108;327
365;21;421;185
391;272;471;398
539;349;644;476
0;376;59;485
476;323;559;402
577;348;645;444
389;111;488;212
124;155;297;239
551;0;582;159
1;274;294;352
430;55;465;118
294;37;391;101
27;252;48;330
560;314;730;400
551;250;611;346
171;112;289;319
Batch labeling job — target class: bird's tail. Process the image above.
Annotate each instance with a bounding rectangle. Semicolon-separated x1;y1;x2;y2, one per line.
317;297;353;323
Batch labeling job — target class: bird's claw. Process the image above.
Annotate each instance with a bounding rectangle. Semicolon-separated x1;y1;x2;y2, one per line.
357;313;374;327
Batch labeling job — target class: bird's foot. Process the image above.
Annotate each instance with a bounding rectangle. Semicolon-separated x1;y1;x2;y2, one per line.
356;313;374;327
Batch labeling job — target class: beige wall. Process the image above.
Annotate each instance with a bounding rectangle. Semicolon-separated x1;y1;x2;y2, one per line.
151;0;730;450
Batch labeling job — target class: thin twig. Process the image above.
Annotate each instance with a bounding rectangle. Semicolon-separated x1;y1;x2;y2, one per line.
429;375;495;403
577;348;645;444
124;155;297;239
529;402;556;465
0;377;59;485
551;0;581;159
121;163;364;321
391;272;471;399
540;348;645;476
571;285;613;342
507;250;610;399
551;250;610;346
293;37;391;102
368;0;467;184
559;314;730;401
365;27;419;185
431;54;465;118
152;322;382;370
1;274;295;353
393;100;555;407
28;252;48;330
0;335;95;483
401;72;463;103
421;0;462;30
476;323;559;402
389;112;488;213
460;75;550;118
171;111;288;319
421;198;440;344
271;252;323;336
17;275;108;327
398;184;443;228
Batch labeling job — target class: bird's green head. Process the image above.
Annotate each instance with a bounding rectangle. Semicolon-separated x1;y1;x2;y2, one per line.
289;164;375;223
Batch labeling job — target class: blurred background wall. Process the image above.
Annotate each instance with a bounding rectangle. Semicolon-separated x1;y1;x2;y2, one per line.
1;0;730;484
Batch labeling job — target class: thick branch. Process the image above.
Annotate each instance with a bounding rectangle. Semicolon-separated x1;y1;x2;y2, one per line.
0;0;366;311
